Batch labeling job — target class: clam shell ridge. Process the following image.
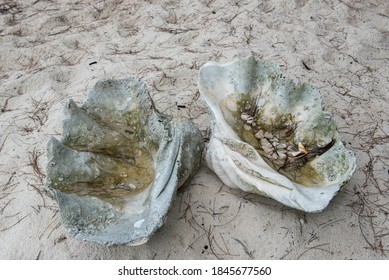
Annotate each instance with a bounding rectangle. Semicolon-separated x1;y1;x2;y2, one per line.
47;77;204;245
198;56;356;212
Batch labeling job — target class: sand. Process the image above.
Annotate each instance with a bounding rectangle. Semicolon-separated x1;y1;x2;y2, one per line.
0;0;388;260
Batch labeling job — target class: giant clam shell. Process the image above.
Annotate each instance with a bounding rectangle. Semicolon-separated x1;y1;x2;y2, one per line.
47;77;204;245
199;56;356;212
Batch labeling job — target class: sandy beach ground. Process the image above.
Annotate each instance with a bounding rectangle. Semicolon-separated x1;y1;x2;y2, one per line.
0;0;388;259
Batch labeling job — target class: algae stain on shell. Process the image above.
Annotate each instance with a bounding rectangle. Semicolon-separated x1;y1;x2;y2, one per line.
48;97;156;208
48;138;155;207
220;92;324;186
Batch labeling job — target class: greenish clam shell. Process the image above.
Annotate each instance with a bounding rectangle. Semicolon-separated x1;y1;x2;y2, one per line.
47;77;204;245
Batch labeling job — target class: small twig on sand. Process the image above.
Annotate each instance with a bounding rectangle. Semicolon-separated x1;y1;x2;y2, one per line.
28;148;45;183
297;243;332;259
0;135;9;153
0;198;15;215
233;238;255;259
0;213;31;232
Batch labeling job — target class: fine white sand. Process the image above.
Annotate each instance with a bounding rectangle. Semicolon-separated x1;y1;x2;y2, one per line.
0;0;388;259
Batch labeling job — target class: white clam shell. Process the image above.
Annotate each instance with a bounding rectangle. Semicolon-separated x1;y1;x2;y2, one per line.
199;56;356;212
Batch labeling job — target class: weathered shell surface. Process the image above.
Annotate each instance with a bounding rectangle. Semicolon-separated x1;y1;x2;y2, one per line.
47;77;204;245
199;56;356;212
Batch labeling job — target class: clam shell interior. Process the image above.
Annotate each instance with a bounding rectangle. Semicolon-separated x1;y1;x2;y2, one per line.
199;56;356;212
47;78;204;244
